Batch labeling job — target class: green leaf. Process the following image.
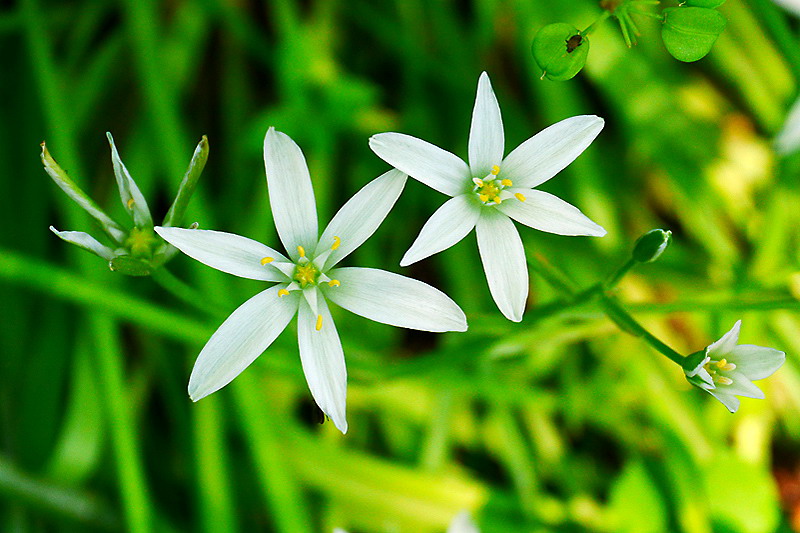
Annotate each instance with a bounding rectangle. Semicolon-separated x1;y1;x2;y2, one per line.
162;135;209;228
662;7;727;63
531;23;589;81
686;0;726;7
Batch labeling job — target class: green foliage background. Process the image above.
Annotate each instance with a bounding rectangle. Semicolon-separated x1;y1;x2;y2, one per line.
2;0;800;531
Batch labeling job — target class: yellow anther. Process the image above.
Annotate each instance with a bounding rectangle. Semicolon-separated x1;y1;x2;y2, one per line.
315;314;323;331
490;165;500;175
479;194;489;203
328;279;340;287
297;245;306;258
515;193;526;202
127;198;135;209
278;289;290;297
501;179;513;187
473;178;484;187
331;236;341;250
493;197;502;204
722;362;736;371
715;359;728;368
260;257;274;265
717;376;733;386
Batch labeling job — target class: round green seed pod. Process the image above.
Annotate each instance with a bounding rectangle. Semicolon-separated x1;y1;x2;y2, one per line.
662;7;727;62
531;23;589;81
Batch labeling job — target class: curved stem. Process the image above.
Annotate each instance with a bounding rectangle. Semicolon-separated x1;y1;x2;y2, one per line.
150;268;226;319
582;10;611;36
604;258;636;290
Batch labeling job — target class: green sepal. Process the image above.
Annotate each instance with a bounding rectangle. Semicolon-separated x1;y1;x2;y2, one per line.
685;0;726;8
682;350;709;376
162;136;209;228
41;142;127;243
109;254;154;277
662;7;726;63
632;229;672;263
531;23;589;81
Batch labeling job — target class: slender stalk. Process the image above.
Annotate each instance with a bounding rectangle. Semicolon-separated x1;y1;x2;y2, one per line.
150;268;226;319
582;10;611;36
604;258;636;290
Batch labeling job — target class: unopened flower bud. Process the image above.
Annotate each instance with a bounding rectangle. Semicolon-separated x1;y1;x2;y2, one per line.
632;229;672;263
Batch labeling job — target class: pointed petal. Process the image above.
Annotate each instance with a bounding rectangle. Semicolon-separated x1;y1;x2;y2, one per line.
297;297;348;433
369;133;469;197
722;371;766;399
50;227;115;260
727;345;786;381
476;211;528;322
707;389;740;413
401;194;480;266
469;72;504;177
775;96;800;154
323;267;467;332
706;320;742;359
774;0;800;19
447;511;480;533
316;169;407;268
107;132;152;227
188;286;299;401
501;115;604;188
263;128;319;259
154;227;289;281
303;286;320;316
497;189;606;237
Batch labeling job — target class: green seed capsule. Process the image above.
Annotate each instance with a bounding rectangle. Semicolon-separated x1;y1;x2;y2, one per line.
531;23;589;81
662;7;727;63
632;229;672;263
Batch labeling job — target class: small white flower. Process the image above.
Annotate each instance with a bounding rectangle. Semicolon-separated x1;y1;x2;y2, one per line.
370;72;606;322
157;128;467;434
684;320;785;413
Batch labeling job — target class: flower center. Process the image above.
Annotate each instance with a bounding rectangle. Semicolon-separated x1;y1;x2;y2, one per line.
703;358;736;386
126;227;158;258
294;262;319;287
472;165;526;205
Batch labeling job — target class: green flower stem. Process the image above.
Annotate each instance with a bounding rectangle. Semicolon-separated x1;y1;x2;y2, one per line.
599;294;685;366
150;268;226;320
89;314;153;533
526;252;579;296
582;10;611;36
747;0;800;82
0;454;118;530
604;257;636;290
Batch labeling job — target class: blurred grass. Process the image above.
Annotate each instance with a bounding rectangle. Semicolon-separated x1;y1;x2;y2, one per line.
3;0;800;531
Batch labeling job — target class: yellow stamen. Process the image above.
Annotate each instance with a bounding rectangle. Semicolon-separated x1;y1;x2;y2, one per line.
490;165;500;175
501;179;513;187
717;376;733;385
514;193;526;202
721;362;736;371
316;314;323;331
493;197;502;204
715;358;728;368
278;289;290;297
297;245;306;258
479;194;489;203
127;198;135;209
473;178;484;187
331;236;341;250
260;257;274;265
328;279;340;287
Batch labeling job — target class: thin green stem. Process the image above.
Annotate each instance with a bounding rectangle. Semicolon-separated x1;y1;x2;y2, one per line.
526;252;579;296
599;294;685;365
604;258;636;290
150;268;226;319
582;10;611;36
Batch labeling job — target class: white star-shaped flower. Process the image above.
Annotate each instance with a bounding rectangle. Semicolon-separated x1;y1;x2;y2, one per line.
684;320;785;412
369;72;606;322
156;128;467;433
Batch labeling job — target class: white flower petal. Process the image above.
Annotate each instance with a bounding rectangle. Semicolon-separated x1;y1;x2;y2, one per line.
154;227;289;281
727;345;786;381
369;133;469;197
706;320;742;359
316;169;407;268
263;128;319;259
468;72;504;177
323;267;467;332
774;0;800;17
497;189;606;236
49;227;115;260
475;211;528;322
297;297;348;433
775;96;800;154
501;115;604;188
448;511;480;533
107;132;152;227
723;371;766;399
707;389;740;413
400;194;480;266
188;285;299;401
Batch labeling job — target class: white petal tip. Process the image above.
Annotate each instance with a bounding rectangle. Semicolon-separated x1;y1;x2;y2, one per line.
333;417;348;434
593;226;608;237
49;225;60;234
